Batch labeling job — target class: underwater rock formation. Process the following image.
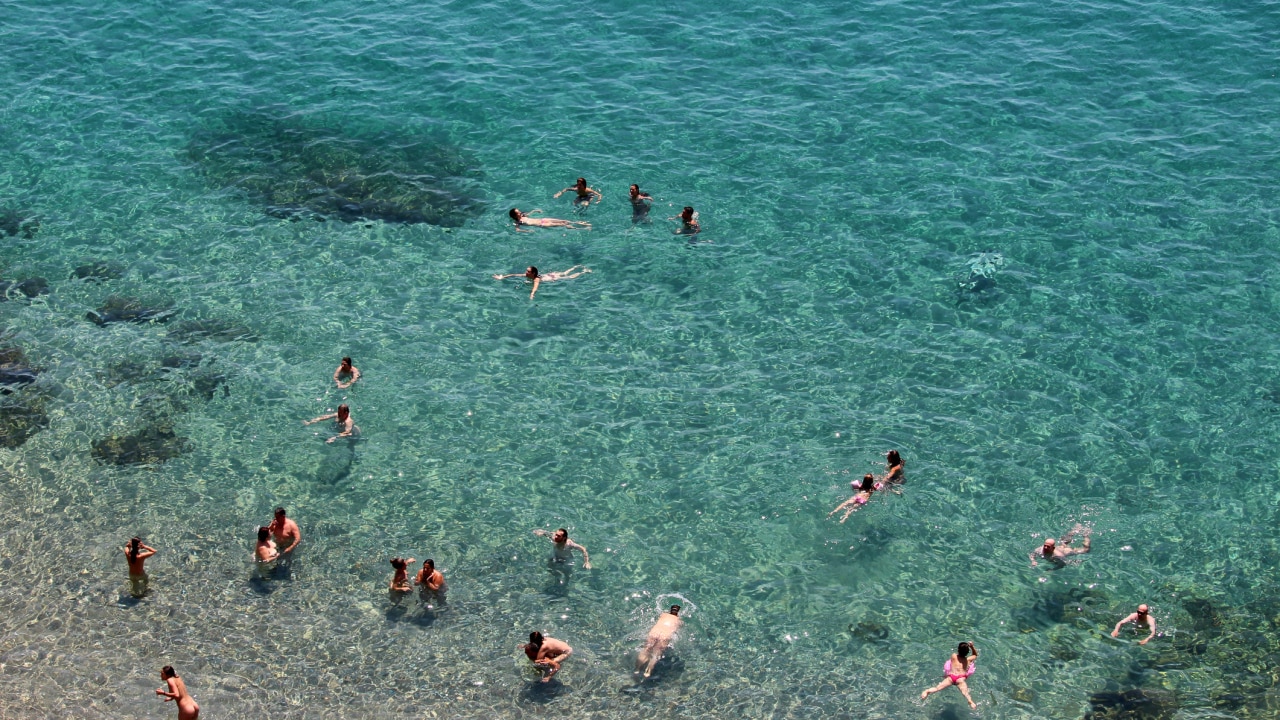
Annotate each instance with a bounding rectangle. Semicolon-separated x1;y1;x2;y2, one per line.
1012;585;1109;632
0;345;38;393
1085;687;1176;720
0;207;39;238
91;425;190;466
168;318;260;344
0;277;50;300
0;396;48;448
71;261;125;282
185;111;485;227
86;296;176;326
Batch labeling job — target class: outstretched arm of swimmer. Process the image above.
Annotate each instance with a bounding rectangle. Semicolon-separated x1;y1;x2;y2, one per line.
529;276;542;299
335;367;360;389
553;188;575;199
327;421;355;443
1111;613;1136;637
305;413;337;426
588;188;602;203
568;540;591;569
493;272;525;280
1029;549;1040;567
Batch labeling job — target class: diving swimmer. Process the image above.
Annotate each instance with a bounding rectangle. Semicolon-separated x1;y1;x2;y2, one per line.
553;177;602;205
920;641;979;710
524;631;573;682
533;527;592;569
493;266;592;300
509;208;591;231
636;605;683;678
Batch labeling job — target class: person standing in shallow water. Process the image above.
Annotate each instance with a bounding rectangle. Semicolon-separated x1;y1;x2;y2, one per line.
267;507;302;557
1112;604;1157;645
333;357;360;389
628;184;653;223
123;537;156;597
155;665;199;719
533;527;592;568
254;527;278;577
305;403;359;443
415;558;446;598
553;177;602;206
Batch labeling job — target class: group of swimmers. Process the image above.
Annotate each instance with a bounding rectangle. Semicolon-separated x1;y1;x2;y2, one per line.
118;344;1162;716
506;177;701;235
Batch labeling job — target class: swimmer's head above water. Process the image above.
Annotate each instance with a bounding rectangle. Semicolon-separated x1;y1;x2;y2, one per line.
336;404;350;422
669;605;681;616
856;474;875;492
390;557;409;571
552;528;569;543
257;526;270;542
129;536;142;561
160;666;177;680
274;506;287;520
1042;537;1056;555
681;206;695;222
887;449;902;465
526;267;539;279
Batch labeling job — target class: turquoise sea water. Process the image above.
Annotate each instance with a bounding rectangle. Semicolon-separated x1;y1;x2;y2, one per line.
2;0;1279;717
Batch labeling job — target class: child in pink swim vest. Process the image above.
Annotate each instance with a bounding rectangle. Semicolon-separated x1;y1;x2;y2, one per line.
828;474;882;523
921;641;979;709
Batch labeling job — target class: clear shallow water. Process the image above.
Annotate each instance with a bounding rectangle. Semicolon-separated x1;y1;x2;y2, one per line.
1;0;1279;717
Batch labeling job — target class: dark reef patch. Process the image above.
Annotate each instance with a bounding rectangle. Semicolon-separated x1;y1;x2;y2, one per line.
71;261;126;282
87;296;176;326
0;207;39;239
185;111;485;227
0;277;50;300
91;425;190;466
168;318;260;344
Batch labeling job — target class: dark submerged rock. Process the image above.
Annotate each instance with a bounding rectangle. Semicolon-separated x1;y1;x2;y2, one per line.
0;363;39;392
0;396;48;448
1013;585;1109;632
91;426;190;466
1085;687;1177;720
0;208;39;239
71;261;125;282
0;277;50;300
168;318;260;344
185;111;485;227
87;296;176;326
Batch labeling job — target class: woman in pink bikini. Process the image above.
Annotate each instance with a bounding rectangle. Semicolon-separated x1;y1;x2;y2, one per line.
827;473;880;523
921;641;979;709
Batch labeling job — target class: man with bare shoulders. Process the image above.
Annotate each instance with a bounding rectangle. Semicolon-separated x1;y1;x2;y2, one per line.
524;631;573;682
268;507;302;557
304;403;359;443
415;558;446;598
636;605;683;678
553;177;602;205
1112;604;1157;645
533;527;592;569
123;537;157;597
1030;524;1091;568
333;357;360;389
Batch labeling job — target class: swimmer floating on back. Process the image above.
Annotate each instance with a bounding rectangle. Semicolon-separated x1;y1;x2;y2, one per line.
553;177;602;206
493;266;592;300
828;473;880;523
509;208;591;232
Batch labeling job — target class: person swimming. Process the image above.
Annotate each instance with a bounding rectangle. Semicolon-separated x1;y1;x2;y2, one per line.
493;266;592;300
629;184;653;223
333;357;360;389
509;208;591;231
921;641;979;710
123;537;157;598
1030;523;1091;568
304;404;360;443
533;527;592;568
636;605;683;679
553;177;602;206
669;206;700;235
827;474;880;523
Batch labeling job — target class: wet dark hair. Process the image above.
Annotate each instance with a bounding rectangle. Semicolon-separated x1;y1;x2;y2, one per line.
887;450;902;466
683;206;694;215
859;474;876;492
341;357;352;366
957;641;974;658
129;536;141;561
274;506;286;517
337;404;350;419
161;665;177;678
528;631;544;646
527;267;539;278
390;557;408;570
670;605;681;615
630;184;640;193
554;527;568;539
509;208;521;220
257;526;270;542
424;559;435;569
576;177;586;185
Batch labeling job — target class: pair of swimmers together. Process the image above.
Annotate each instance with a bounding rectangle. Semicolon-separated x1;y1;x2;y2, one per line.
254;507;302;574
827;450;904;523
389;557;446;601
523;604;682;684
